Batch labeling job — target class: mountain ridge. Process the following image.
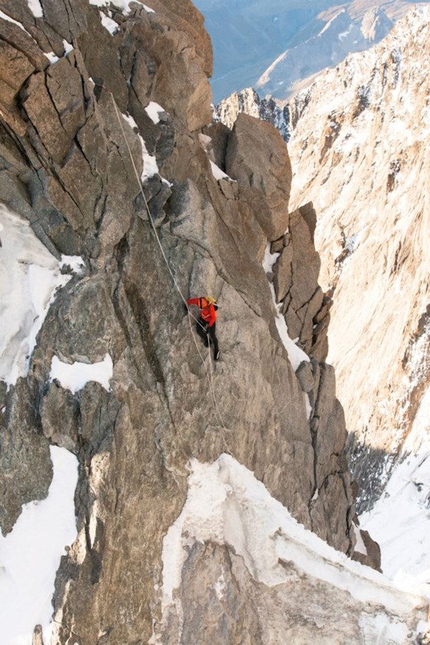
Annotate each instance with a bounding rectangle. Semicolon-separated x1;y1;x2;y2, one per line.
0;1;428;643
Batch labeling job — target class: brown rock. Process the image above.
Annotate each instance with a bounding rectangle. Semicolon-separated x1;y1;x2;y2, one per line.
352;529;382;572
147;0;213;77
0;16;48;70
22;71;73;164
225;113;292;240
41;381;78;452
296;360;314;393
270;236;284;254
273;242;293;302
0;39;34;95
46;55;86;138
202;121;230;170
32;625;44;645
39;0;88;42
298;201;317;242
289;207;321;306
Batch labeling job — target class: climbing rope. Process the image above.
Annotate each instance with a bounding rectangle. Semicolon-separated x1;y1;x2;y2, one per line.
104;87;228;437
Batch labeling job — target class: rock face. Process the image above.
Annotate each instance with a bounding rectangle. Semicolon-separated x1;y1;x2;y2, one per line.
287;6;430;531
0;0;416;643
224;112;291;240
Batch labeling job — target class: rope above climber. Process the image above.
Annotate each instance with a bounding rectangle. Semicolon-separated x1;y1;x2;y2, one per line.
186;296;220;361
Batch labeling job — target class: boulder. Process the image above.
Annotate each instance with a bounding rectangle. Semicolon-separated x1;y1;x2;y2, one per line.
225;113;292;240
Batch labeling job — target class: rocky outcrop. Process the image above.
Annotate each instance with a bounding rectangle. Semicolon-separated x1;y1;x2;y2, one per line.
214;87;290;141
287;5;430;554
270;203;332;361
0;0;390;643
224;112;292;240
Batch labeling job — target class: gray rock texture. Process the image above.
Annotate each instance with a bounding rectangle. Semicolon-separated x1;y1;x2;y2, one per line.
271;203;331;361
0;0;383;642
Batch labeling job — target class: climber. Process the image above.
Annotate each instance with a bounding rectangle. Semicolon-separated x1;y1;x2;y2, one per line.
186;296;220;360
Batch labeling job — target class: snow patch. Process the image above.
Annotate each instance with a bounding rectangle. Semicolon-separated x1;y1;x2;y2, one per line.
262;244;280;274
0;10;27;31
263;245;310;371
60;255;85;275
27;0;43;18
49;354;113;394
121;112;159;180
44;52;60;64
90;0;154;15
271;283;310;371
210;160;231;182
359;614;409;643
339;24;354;41
353;523;368;556
145;101;165;124
0;446;78;645
99;11;118;34
63;40;73;54
0;206;72;388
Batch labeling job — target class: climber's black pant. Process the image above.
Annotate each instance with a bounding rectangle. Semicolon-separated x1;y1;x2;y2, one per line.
196;319;219;356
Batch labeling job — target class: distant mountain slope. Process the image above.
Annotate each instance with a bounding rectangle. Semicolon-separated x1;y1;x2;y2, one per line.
194;0;429;101
286;6;430;574
256;6;393;99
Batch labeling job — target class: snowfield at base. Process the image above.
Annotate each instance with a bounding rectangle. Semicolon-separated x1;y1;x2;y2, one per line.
0;206;72;388
0;447;78;645
361;385;430;580
50;354;113;394
158;454;429;637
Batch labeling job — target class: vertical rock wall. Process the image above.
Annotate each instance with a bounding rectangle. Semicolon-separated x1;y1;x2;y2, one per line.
0;0;366;642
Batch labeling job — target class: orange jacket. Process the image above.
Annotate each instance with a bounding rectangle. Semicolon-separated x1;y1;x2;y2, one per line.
187;297;217;327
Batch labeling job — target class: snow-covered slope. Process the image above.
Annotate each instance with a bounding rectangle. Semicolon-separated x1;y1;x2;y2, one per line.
0;206;80;388
152;454;429;644
287;5;430;572
361;386;430;579
0;447;78;645
256;6;393;100
194;0;424;101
